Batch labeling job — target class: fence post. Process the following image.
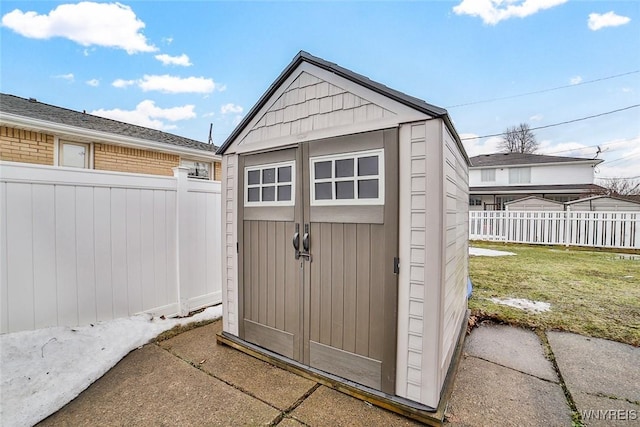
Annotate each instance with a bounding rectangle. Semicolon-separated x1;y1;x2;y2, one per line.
173;166;190;316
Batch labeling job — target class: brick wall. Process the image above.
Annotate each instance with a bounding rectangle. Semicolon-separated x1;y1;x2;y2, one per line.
0;126;54;165
214;160;222;181
94;143;179;176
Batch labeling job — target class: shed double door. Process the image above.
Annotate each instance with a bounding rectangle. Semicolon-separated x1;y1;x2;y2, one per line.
238;129;398;393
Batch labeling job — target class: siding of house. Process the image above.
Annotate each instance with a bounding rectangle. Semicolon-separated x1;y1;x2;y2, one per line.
470;162;595;187
0;126;54;165
94;143;179;176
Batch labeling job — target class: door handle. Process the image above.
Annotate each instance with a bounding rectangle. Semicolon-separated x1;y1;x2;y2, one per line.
302;224;310;251
293;232;300;251
293;224;300;259
300;224;311;261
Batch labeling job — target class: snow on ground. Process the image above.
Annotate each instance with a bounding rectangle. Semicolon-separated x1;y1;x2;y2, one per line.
469;247;516;257
0;305;222;427
489;297;551;313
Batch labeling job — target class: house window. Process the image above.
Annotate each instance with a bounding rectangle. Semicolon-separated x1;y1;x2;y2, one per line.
481;168;496;182
509;167;531;184
59;141;90;168
469;196;482;206
310;149;384;206
244;161;295;206
181;159;211;179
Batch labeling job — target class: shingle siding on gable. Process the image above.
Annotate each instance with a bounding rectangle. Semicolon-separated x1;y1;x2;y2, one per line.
241;72;395;144
0;126;54;165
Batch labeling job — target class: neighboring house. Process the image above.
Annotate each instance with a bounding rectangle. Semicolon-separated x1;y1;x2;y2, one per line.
469;152;604;210
0;93;221;180
564;195;640;212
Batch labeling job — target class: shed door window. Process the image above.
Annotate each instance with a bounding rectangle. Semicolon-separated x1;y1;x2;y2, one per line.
60;141;90;168
245;161;295;206
310;149;384;206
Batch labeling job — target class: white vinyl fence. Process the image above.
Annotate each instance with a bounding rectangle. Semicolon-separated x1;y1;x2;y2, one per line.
469;210;639;249
0;162;222;333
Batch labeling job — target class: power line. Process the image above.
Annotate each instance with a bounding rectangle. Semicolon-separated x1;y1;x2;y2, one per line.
542;137;638;156
460;104;640;141
446;70;640;108
601;152;640;166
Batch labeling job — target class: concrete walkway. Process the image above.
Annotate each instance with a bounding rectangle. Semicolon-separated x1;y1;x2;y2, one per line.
39;320;639;426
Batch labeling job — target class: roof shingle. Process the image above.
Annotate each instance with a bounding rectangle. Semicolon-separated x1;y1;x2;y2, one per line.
469;152;602;167
0;93;216;152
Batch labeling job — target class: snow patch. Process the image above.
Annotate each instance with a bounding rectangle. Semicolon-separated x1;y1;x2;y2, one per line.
0;305;222;427
489;297;551;313
470;247;516;257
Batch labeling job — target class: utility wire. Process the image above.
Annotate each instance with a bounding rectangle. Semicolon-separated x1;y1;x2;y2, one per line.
446;70;640;108
542;137;637;156
460;104;640;141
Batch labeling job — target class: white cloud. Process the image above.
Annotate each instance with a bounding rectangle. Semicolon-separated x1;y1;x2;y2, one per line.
112;79;136;88
232;115;244;126
1;2;156;54
91;100;196;131
86;79;99;87
461;134;503;157
216;84;227;92
588;11;631;31
221;103;243;114
155;53;192;67
453;0;568;25
529;114;543;122
570;76;582;85
111;75;216;94
53;73;74;82
538;140;591;157
139;75;215;94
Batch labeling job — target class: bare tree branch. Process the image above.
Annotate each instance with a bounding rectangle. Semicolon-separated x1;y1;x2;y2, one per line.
499;123;539;153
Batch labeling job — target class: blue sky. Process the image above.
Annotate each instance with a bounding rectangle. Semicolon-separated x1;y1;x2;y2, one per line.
1;1;639;181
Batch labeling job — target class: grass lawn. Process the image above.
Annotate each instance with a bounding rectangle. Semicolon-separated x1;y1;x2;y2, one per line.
468;241;640;347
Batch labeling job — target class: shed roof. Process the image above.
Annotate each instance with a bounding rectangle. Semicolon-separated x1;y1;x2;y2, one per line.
469;152;603;168
565;194;640;205
217;51;464;158
503;196;564;205
0;93;217;153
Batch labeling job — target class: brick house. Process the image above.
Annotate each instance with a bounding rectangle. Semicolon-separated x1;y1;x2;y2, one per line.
0;93;221;180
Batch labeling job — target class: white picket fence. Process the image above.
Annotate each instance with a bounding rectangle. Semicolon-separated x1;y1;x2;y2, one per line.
469;210;640;249
0;162;222;333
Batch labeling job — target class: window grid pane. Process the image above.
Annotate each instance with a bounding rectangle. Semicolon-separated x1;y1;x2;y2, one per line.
311;150;383;205
245;161;295;206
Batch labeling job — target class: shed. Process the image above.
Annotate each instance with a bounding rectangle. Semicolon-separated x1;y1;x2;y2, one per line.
504;196;564;211
216;51;470;423
565;195;640;212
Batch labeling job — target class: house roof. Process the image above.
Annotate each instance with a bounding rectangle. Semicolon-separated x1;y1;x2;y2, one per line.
217;51;465;159
470;183;605;194
0;93;217;153
469;152;603;168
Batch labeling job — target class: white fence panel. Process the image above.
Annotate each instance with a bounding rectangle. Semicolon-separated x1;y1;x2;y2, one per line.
470;210;639;249
0;162;222;333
